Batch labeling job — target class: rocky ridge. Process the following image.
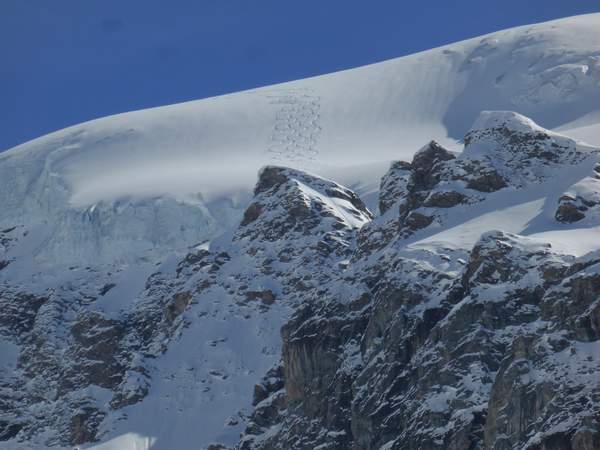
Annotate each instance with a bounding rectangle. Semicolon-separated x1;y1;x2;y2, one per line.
238;112;600;450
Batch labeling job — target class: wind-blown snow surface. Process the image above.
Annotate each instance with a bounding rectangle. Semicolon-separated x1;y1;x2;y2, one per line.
2;13;600;450
3;14;600;265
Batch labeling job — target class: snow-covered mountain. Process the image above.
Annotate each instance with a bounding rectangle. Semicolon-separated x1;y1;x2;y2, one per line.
3;13;600;267
1;13;600;450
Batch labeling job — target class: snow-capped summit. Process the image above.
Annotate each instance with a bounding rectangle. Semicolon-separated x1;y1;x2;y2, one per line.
469;110;544;132
463;110;598;185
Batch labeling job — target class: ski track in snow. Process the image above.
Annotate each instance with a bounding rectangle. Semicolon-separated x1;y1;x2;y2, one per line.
266;88;322;166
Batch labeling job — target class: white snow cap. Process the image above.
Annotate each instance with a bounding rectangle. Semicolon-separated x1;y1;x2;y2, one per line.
1;13;600;267
469;111;546;134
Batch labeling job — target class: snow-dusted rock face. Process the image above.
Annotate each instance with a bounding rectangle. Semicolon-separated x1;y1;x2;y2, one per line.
0;111;599;450
555;164;600;224
0;166;371;450
236;166;371;246
238;114;600;450
463;111;595;186
378;161;412;215
3;13;600;450
359;112;599;241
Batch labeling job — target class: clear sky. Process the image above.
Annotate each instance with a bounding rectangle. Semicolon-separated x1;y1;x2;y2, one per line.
1;0;598;150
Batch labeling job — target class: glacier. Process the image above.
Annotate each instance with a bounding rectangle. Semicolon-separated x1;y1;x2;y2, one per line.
2;14;600;266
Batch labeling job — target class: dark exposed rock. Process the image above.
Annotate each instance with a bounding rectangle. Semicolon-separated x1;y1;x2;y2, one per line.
165;291;193;322
69;313;127;390
235;166;372;251
404;210;434;230
99;282;116;296
389;141;506;236
410;140;456;192
0;421;23;441
423;190;467;208
245;290;276;305
380;112;598;239
0;292;47;337
252;365;284;407
361;122;569;248
464;165;507;192
254;166;290;195
242;219;600;450
69;407;104;445
379;160;411;214
556;200;586;223
555;187;599;223
241;202;264;226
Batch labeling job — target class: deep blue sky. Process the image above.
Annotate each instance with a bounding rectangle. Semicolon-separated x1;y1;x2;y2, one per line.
2;0;598;150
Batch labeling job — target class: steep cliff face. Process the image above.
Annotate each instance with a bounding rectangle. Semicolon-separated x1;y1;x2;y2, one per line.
239;113;600;450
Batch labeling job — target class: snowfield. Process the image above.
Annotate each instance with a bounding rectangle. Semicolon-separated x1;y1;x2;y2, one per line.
2;13;600;266
1;12;600;450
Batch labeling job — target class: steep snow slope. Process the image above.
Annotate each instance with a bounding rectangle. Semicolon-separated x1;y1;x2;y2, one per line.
2;14;600;264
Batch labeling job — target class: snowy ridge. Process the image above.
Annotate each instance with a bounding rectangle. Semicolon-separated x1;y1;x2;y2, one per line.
463;110;597;186
2;14;600;265
469;110;551;134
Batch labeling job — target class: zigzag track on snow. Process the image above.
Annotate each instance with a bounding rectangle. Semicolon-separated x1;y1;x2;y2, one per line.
264;88;322;167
